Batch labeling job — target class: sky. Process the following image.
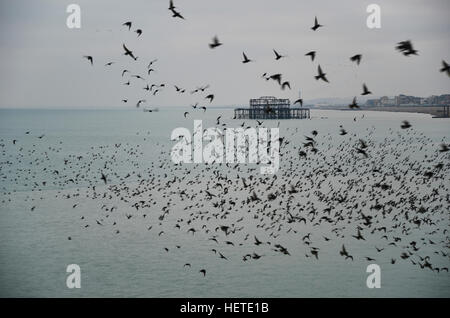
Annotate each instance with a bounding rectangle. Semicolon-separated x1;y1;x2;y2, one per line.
0;0;449;108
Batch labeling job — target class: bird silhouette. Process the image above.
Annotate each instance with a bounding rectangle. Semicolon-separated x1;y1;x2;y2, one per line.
305;51;316;61
281;81;291;90
440;60;450;76
83;55;93;65
315;65;329;82
170;9;185;20
439;143;449;152
122;21;132;30
350;54;362;65
242;52;252;64
396;40;418;56
361;83;372;95
100;173;107;184
401;120;412;129
122;44;137;60
269;74;282;85
136;99;146;108
209;36;222;49
349;97;359;109
311;16;323;31
273;49;285;60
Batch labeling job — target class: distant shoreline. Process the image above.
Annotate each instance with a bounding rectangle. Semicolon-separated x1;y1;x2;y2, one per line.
333;105;449;118
0;106;449;118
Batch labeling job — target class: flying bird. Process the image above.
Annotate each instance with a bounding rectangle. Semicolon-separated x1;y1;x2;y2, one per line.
168;0;176;11
396;40;418;56
311;16;323;31
136;99;146;108
355;147;368;158
148;59;158;68
83;55;93;65
170;8;185;20
350;54;362;65
269;74;282;85
315;65;328;82
101;173;107;184
132;74;145;81
122;21;132;30
352;229;365;240
361;83;372;95
401;120;412;129
174;85;185;93
122;44;137;60
349;97;359;109
273;49;285;60
169;0;185;19
281;81;291;90
440;60;450;76
305;51;316;61
209;36;222;49
439;143;449;152
242;52;252;63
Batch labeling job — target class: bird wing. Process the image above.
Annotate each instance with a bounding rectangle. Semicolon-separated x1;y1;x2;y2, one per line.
123;44;130;54
318;65;323;75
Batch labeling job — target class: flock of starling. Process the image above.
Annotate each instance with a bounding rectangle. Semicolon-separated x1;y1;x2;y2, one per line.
81;2;449;112
2;117;449;278
2;1;450;280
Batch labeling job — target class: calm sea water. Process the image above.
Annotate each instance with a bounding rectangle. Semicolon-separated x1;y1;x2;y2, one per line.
0;107;449;297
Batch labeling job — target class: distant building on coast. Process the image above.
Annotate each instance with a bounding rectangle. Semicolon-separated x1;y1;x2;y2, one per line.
366;93;450;107
234;96;310;120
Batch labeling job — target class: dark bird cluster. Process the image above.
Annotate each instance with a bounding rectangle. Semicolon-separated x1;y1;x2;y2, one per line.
67;2;450;278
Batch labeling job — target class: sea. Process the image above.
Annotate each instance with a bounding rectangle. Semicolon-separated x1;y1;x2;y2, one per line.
0;107;449;297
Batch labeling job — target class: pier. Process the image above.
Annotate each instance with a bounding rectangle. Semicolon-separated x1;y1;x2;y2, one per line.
234;96;310;120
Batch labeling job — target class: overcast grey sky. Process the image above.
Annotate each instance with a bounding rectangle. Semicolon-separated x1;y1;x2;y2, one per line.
0;0;449;108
